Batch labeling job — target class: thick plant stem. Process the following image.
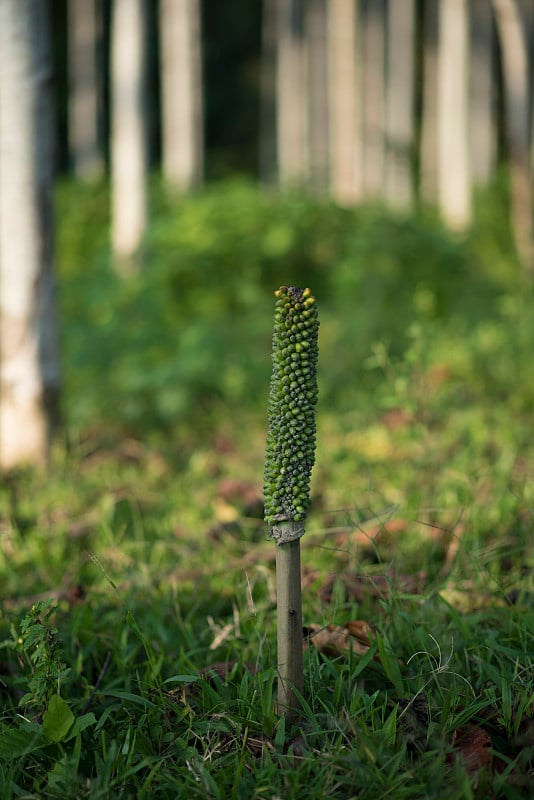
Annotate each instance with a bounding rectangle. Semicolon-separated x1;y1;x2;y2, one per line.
275;534;303;723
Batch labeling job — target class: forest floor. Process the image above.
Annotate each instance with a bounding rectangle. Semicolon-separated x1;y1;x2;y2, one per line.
0;181;532;798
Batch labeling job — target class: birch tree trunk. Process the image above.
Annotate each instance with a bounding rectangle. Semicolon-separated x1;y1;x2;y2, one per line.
361;0;385;199
68;0;103;180
470;0;496;186
276;0;308;187
492;0;533;270
327;0;362;204
111;0;147;267
160;0;203;192
384;0;416;211
0;0;60;469
437;0;471;229
306;0;329;193
420;0;439;203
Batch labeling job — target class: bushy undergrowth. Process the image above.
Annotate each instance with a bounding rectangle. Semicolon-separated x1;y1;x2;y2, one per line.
55;179;532;435
0;179;532;797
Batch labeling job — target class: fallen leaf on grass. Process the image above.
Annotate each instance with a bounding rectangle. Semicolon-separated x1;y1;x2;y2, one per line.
381;408;414;430
447;724;493;775
305;621;373;658
423;363;453;389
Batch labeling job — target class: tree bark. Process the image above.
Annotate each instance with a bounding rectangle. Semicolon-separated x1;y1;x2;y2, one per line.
327;0;362;204
306;0;330;193
361;0;386;199
111;0;147;267
276;0;308;187
492;0;533;270
160;0;203;192
470;0;496;186
68;0;103;180
384;0;416;211
437;0;471;229
420;0;439;204
0;0;60;469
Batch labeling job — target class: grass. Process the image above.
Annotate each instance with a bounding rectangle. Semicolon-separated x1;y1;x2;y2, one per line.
0;180;533;797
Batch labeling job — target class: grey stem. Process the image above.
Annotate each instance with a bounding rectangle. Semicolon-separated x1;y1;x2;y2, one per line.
275;529;303;723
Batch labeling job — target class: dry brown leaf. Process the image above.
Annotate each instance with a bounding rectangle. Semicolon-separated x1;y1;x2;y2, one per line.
423;363;453;388
447;724;493;775
306;621;373;658
381;407;414;430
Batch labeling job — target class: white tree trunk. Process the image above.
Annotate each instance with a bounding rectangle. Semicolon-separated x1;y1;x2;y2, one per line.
437;0;471;229
420;0;439;203
276;0;308;187
522;0;534;173
327;0;362;204
111;0;147;266
470;0;496;185
306;0;330;193
361;0;385;198
525;0;534;173
68;0;103;180
384;0;415;210
160;0;203;191
0;0;60;469
492;0;533;269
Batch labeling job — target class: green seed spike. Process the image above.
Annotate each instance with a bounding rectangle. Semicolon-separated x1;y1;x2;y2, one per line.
264;286;319;529
263;285;319;723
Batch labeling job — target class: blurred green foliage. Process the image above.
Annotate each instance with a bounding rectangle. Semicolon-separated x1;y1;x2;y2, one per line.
56;179;533;438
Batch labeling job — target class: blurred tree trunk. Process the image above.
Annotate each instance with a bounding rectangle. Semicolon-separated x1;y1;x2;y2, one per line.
306;0;329;193
524;0;534;174
276;0;308;187
437;0;471;229
260;0;278;185
420;0;439;203
68;0;103;180
492;0;533;270
470;0;496;186
523;0;534;174
111;0;147;268
0;0;60;469
327;0;362;204
384;0;415;211
361;0;385;198
160;0;203;192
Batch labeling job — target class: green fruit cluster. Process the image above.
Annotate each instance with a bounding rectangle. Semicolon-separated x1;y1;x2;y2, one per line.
264;286;319;526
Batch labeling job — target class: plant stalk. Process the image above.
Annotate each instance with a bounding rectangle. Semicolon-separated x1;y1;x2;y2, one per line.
275;530;303;723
